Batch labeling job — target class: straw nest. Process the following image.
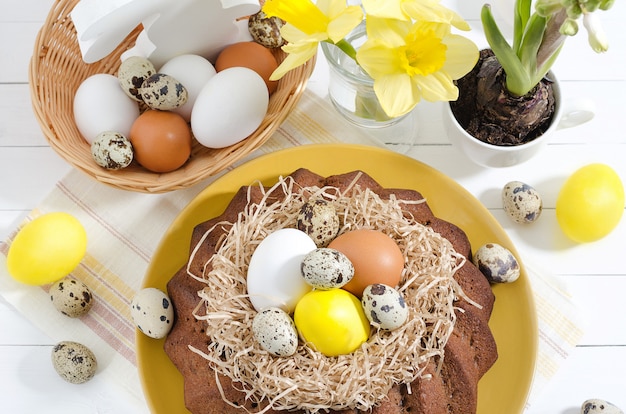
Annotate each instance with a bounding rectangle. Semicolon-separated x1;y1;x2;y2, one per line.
185;175;469;413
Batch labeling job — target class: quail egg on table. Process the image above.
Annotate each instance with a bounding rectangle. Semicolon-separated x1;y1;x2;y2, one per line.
301;248;354;289
49;277;94;318
91;131;134;170
51;341;97;384
117;55;156;102
502;181;542;224
473;243;520;283
581;399;624;414
252;307;299;357
296;199;340;248
140;73;188;110
130;288;174;339
361;283;408;330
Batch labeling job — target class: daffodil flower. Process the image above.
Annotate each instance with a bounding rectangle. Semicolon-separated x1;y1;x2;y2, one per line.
356;17;478;118
263;0;363;80
362;0;470;31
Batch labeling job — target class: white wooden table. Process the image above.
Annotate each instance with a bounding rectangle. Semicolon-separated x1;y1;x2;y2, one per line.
1;0;625;413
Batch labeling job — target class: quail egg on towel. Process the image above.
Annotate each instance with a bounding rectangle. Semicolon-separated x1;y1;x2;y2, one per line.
49;277;94;318
130;288;174;339
252;307;299;357
51;341;97;384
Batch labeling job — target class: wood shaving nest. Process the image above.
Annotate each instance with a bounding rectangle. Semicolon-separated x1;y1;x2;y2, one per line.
185;174;470;413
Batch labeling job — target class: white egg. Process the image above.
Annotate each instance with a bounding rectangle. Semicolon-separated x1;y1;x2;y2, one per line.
159;54;217;122
247;228;316;313
73;74;140;144
130;288;174;339
191;67;269;149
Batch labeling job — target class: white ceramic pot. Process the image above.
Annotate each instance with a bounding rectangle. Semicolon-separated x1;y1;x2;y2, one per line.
443;75;595;168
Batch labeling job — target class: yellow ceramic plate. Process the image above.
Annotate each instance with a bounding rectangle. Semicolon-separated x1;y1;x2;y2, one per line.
138;144;537;414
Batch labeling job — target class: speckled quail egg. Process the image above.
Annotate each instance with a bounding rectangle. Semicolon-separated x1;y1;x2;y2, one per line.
130;288;174;339
91;131;134;170
297;199;340;247
473;243;520;283
301;248;354;289
581;399;624;414
51;341;97;384
502;181;543;224
117;56;157;101
248;11;286;49
361;283;408;330
252;307;299;357
140;73;188;110
49;277;94;318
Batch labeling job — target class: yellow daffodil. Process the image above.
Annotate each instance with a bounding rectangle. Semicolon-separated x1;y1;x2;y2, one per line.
362;0;470;31
356;17;478;118
263;0;363;80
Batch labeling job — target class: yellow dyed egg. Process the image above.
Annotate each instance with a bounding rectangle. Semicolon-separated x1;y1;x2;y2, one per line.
6;212;87;285
294;289;370;357
556;163;624;243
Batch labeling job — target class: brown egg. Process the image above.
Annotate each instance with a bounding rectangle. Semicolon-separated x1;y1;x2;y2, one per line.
129;110;191;173
215;41;279;94
328;229;404;298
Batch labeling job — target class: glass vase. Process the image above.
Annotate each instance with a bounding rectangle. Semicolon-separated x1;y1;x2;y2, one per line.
320;22;419;153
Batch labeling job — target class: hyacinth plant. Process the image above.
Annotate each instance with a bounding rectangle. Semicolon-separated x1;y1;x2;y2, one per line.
262;0;480;119
482;0;613;97
452;0;613;146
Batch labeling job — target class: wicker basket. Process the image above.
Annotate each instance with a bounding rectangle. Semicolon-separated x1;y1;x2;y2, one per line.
29;0;315;193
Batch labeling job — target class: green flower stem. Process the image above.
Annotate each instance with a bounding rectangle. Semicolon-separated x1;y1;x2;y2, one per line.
332;39;358;61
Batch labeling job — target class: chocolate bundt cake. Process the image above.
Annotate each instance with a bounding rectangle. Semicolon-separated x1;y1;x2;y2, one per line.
164;169;498;414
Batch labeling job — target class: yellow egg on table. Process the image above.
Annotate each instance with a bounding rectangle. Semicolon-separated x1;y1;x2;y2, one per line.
294;289;370;357
556;163;624;243
6;212;87;285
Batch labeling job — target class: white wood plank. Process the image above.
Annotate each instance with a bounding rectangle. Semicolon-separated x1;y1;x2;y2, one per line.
0;211;29;242
0;22;43;83
527;345;626;413
562;275;626;346
0;84;49;147
491;209;626;277
0;147;70;210
0;345;148;414
0;0;55;22
0;298;52;345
